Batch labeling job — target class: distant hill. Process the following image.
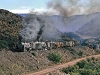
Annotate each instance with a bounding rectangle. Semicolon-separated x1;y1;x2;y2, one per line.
18;14;27;17
65;32;83;41
18;12;100;40
0;9;22;50
18;14;90;32
18;12;100;33
76;12;100;39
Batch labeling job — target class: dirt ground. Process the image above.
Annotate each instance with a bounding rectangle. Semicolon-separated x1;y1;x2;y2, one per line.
0;46;98;75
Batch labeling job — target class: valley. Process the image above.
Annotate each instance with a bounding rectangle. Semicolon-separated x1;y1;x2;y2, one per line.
0;9;100;75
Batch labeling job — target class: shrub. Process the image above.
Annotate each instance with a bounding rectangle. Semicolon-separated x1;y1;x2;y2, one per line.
62;68;69;74
70;72;80;75
62;58;100;75
91;57;95;61
80;69;93;75
86;58;91;62
62;66;74;74
78;51;83;56
31;52;36;56
0;40;9;49
76;60;86;68
48;52;62;63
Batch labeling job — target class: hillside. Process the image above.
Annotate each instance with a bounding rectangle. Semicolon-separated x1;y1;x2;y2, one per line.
65;32;83;41
76;13;100;38
0;46;97;75
20;15;72;42
1;9;100;75
19;12;100;41
62;56;100;75
29;54;100;75
0;9;22;50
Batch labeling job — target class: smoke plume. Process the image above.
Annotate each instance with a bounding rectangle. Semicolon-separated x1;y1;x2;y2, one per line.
19;14;41;42
19;14;65;42
19;0;100;42
47;0;100;17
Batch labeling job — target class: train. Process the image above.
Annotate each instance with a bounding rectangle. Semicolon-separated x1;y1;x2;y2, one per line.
21;40;79;51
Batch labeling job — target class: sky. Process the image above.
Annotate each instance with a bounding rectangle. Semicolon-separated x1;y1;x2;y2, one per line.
0;0;49;13
0;0;100;15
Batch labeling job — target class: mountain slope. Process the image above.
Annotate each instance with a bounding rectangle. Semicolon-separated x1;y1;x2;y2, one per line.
19;12;100;33
65;32;83;41
76;13;100;38
19;12;100;41
0;9;22;49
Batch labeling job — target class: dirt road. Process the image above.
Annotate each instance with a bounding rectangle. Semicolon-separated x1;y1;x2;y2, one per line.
27;54;100;75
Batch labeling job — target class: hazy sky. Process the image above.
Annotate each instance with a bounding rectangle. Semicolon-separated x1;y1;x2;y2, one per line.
1;0;100;15
0;0;49;13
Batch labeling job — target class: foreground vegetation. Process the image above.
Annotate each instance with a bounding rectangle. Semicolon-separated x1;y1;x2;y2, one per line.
48;52;62;63
62;57;100;75
0;40;9;49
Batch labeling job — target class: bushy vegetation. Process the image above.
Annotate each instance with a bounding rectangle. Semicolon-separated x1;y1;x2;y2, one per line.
0;40;9;49
78;51;83;56
31;52;36;56
0;9;22;50
62;57;100;75
48;52;62;63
